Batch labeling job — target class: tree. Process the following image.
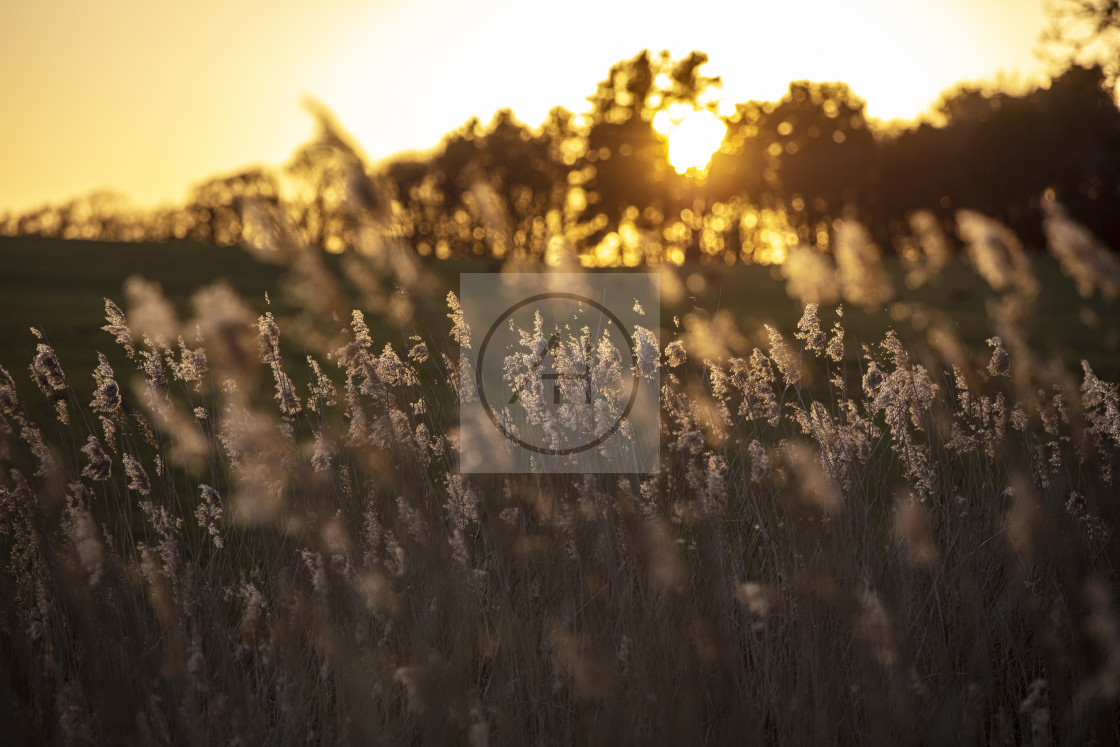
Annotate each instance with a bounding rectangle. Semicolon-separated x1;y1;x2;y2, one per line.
1041;0;1120;89
479;110;567;255
187;168;282;246
577;50;722;258
875;64;1120;249
285;100;388;251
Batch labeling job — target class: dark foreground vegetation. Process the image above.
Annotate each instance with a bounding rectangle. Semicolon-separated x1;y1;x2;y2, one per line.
1;195;1119;742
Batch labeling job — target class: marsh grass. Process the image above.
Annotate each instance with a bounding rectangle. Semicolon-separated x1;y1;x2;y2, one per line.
1;206;1119;745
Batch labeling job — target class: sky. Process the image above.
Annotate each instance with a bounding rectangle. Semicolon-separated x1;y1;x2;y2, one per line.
0;0;1049;213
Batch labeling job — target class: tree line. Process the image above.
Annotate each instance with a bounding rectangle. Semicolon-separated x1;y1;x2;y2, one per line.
3;51;1119;264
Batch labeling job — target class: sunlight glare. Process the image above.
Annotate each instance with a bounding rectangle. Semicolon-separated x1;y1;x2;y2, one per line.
658;108;727;175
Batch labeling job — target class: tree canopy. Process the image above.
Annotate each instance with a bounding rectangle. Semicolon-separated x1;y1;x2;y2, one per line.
4;47;1120;266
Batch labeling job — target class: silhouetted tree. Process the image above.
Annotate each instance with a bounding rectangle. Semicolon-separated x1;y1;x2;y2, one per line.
187;168;282;245
6;50;1120;263
1041;0;1120;87
876;64;1120;248
474;109;567;254
764;82;874;228
578;50;722;260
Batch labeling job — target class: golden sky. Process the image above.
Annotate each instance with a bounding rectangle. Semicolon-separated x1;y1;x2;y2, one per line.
0;0;1047;213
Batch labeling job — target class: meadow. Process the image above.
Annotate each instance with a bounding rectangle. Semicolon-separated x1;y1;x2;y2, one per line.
1;216;1119;744
4;234;1117;401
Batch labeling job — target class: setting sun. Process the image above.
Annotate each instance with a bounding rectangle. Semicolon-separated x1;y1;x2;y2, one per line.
4;0;1120;738
0;0;1050;211
654;107;727;175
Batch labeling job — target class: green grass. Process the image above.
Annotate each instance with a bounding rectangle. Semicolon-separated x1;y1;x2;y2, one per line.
0;238;285;413
4;236;1117;406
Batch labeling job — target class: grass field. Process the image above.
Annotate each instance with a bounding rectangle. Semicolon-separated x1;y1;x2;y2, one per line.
2;232;1120;744
3;235;1118;403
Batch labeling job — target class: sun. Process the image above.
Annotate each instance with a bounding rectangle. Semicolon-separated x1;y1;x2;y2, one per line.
653;106;727;175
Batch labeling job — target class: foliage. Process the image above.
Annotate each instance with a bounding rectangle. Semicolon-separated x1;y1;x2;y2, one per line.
1;201;1120;744
4;52;1120;265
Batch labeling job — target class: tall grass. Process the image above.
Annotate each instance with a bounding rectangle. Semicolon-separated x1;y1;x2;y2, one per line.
1;201;1118;745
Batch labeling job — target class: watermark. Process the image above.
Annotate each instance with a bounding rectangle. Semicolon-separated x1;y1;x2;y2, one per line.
458;273;660;473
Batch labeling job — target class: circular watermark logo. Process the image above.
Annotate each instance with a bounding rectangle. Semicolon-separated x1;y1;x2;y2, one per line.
458;272;659;474
476;292;640;456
